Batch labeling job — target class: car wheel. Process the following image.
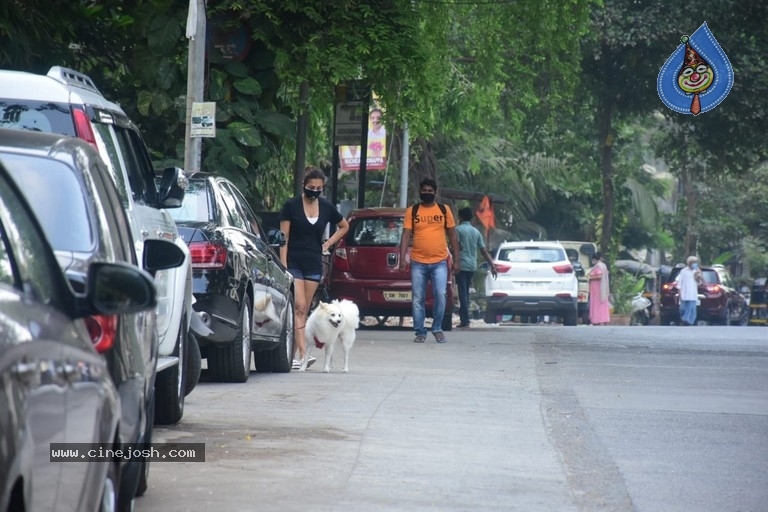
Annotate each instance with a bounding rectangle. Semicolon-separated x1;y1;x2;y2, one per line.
99;458;118;512
154;313;187;425
185;332;202;396
563;309;578;326
135;391;155;498
208;296;252;383
269;293;295;373
484;305;497;324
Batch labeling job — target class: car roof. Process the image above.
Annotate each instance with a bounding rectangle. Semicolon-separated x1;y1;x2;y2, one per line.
497;240;566;248
0;67;124;114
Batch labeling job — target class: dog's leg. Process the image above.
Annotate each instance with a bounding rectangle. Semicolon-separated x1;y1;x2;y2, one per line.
323;339;335;373
341;333;355;373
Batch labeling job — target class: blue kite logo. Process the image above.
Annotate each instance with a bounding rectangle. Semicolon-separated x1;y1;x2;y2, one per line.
657;22;734;115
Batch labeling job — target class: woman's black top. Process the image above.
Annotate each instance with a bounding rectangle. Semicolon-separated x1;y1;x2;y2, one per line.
279;196;343;274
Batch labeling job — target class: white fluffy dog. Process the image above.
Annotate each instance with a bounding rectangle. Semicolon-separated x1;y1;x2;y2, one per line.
300;299;360;373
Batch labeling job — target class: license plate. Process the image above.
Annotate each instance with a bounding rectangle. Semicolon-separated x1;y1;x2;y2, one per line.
383;291;412;301
518;281;545;288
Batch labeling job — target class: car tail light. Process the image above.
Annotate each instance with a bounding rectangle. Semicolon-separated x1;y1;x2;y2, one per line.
491;292;508;297
495;263;511;273
333;247;350;272
555;293;574;299
71;107;98;147
553;264;574;274
189;241;227;269
662;282;677;292
85;315;117;353
704;284;724;297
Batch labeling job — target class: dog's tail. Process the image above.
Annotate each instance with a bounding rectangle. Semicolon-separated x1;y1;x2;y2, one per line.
340;300;360;329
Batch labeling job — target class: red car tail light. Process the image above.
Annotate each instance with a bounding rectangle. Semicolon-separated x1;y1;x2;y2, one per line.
491;292;508;297
71;107;98;148
333;247;350;272
85;315;117;353
189;241;227;269
705;284;724;297
553;264;574;274
495;263;511;273
662;282;678;292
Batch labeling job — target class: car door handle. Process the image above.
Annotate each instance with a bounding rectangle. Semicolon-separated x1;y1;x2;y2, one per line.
12;361;38;382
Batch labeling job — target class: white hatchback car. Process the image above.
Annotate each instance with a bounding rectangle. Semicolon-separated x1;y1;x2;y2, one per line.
484;241;579;325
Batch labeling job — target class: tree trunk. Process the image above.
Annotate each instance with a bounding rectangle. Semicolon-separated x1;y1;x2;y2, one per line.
413;136;437;202
596;99;615;256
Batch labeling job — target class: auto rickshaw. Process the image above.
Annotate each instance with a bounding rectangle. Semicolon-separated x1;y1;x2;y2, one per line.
748;278;768;325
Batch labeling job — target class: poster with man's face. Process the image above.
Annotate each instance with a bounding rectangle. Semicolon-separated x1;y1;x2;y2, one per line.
339;105;386;172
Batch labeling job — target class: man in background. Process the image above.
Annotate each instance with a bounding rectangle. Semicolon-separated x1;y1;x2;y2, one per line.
455;207;497;328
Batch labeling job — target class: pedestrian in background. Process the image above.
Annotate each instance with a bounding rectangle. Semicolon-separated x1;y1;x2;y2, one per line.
279;166;349;369
675;255;703;326
455;207;497;329
588;252;611;325
399;178;460;343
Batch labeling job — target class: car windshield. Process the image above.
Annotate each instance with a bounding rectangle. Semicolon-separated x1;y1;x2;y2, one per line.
1;153;93;252
167;179;209;222
497;247;564;263
347;217;403;246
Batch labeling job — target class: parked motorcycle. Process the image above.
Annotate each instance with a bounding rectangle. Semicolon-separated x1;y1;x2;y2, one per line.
630;292;652;325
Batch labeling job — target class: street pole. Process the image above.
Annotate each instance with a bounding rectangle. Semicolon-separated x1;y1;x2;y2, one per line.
184;0;206;172
398;122;409;207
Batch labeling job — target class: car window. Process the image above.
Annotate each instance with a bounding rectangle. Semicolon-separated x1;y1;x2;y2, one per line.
0;175;60;306
0;100;76;136
92;123;131;208
217;182;247;230
227;183;262;238
701;269;718;284
90;159;135;262
168;179;210;222
347;217;403;246
2;153;94;252
498;247;564;263
0;222;14;286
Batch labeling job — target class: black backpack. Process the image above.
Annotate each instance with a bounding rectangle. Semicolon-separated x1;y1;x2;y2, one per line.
411;202;447;227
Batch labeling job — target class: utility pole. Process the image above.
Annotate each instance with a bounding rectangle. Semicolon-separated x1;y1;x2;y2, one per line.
184;0;206;172
398;122;409;207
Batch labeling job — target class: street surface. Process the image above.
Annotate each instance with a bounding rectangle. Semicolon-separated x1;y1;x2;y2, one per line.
137;324;768;512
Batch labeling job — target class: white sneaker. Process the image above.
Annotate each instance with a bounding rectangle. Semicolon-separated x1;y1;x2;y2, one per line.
292;359;301;370
306;357;317;369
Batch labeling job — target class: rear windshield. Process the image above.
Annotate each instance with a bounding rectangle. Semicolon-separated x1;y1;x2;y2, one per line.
167;179;210;222
1;153;93;252
670;267;718;285
0;100;76;136
497;246;566;263
347;217;403;246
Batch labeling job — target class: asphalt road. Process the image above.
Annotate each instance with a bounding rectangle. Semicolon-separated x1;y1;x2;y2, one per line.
137;324;768;512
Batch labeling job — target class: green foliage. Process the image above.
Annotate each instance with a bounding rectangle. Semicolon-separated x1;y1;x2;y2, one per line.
610;269;646;315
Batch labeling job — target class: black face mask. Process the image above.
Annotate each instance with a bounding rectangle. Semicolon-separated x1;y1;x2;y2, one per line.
420;192;436;204
304;188;322;200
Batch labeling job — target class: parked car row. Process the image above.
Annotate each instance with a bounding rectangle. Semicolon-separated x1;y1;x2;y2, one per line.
0;65;299;512
0;66;297;511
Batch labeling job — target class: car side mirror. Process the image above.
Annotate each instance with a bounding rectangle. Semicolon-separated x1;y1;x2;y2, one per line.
572;261;585;277
157;167;187;208
267;228;286;248
87;262;157;315
143;239;187;276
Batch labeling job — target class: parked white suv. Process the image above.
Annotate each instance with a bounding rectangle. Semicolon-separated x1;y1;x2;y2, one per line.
484;240;579;326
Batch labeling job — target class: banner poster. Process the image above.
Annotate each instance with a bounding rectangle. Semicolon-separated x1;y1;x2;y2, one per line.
339;101;386;172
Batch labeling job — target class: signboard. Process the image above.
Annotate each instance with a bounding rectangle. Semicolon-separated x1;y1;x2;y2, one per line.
191;102;216;138
333;101;364;146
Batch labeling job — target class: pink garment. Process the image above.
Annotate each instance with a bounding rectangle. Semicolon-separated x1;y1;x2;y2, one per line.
588;265;611;324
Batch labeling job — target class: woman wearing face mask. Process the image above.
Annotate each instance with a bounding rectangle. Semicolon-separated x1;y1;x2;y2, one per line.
587;252;611;325
279;166;349;369
675;255;704;326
